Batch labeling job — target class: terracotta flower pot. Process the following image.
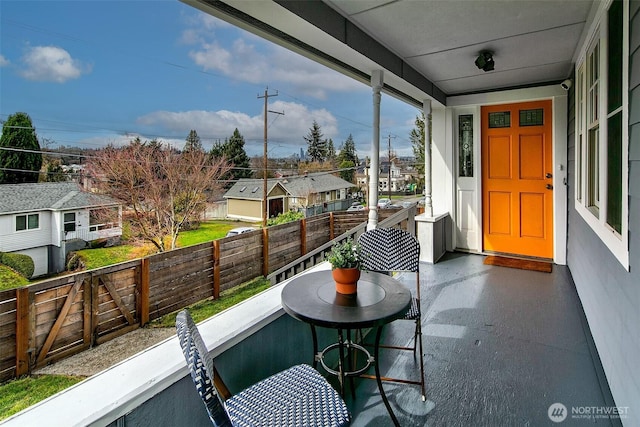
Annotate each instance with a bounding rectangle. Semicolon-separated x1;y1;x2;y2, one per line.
332;268;361;295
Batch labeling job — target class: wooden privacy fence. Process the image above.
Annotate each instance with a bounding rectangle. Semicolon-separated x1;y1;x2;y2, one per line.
0;209;407;383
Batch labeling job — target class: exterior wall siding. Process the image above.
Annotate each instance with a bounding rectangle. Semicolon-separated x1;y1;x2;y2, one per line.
227;198;261;221
0;211;53;252
566;3;640;423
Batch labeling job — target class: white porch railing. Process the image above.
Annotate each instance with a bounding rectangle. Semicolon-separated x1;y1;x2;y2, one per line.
64;225;122;242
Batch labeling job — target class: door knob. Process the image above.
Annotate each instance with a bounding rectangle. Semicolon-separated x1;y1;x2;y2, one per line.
546;184;553;190
546;173;553;178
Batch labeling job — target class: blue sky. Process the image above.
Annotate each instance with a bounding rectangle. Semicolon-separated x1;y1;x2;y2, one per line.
0;0;420;159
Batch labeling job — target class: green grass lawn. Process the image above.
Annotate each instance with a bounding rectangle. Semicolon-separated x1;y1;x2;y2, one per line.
75;244;138;270
75;220;256;270
177;220;255;247
0;375;84;421
0;266;28;291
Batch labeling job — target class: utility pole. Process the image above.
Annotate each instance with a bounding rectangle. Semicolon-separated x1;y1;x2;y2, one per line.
387;134;396;200
257;87;283;227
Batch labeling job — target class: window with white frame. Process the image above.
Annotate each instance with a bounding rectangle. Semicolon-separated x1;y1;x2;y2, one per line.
574;0;628;269
16;213;39;231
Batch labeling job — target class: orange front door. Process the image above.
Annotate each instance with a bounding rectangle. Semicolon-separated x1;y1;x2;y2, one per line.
482;100;553;259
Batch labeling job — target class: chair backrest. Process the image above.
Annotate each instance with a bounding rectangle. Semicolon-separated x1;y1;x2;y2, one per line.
176;310;232;427
358;227;420;273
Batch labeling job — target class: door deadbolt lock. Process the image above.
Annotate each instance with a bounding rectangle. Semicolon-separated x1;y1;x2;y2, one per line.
545;173;553;178
546;184;554;190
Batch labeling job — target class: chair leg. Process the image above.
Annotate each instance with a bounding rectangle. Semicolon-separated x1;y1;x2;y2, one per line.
417;319;426;401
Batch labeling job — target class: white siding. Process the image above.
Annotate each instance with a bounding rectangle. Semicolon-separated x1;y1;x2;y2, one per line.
0;211;54;252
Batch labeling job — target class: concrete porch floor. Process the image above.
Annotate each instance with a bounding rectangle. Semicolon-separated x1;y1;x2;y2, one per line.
344;252;620;426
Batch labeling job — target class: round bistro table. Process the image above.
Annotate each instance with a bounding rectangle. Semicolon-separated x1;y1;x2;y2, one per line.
281;270;411;426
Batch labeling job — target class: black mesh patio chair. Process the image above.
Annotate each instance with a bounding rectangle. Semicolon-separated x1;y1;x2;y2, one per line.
357;227;426;401
176;309;351;427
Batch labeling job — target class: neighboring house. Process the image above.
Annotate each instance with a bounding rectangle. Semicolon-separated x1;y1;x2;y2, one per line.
0;182;122;277
356;160;413;194
379;160;404;193
224;172;354;221
191;0;639;420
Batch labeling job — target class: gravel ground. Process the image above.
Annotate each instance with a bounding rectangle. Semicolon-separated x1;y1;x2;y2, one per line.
34;327;175;377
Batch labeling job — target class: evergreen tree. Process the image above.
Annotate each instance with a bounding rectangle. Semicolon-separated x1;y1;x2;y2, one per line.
337;134;358;165
327;138;336;162
0;112;42;183
184;129;203;152
225;128;252;180
209;129;253;186
209;139;225;159
304;121;327;162
337;134;359;183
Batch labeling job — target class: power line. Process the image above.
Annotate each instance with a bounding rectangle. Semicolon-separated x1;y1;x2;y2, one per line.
0;146;261;172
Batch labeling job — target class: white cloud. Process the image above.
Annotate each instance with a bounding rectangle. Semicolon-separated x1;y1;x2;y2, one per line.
136;100;338;155
179;12;232;45
184;15;365;99
19;46;90;83
0;54;9;67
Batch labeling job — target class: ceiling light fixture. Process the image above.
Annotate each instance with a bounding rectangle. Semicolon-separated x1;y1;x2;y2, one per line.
475;51;495;72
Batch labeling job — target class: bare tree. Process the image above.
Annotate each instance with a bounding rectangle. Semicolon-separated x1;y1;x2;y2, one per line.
86;139;231;252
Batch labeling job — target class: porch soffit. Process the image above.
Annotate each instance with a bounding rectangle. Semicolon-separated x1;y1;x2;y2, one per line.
182;0;595;107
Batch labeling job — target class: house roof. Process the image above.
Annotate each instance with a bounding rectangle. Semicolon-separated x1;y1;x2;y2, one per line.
224;173;354;200
0;182;119;215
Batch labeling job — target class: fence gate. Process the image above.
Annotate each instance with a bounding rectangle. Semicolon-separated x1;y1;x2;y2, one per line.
28;263;140;370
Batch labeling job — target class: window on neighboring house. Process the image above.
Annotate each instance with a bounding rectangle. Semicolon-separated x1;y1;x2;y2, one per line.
64;212;76;232
16;213;39;231
574;0;628;268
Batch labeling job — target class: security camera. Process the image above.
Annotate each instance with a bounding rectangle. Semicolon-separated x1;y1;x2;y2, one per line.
561;79;572;91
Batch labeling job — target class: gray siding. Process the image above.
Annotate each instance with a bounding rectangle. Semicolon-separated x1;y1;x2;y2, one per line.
566;3;640;422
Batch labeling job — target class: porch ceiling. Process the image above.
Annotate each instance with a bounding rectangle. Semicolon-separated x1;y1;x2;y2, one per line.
182;0;594;107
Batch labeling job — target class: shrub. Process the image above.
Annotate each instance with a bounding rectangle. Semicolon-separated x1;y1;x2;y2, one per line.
266;211;304;226
0;252;35;279
65;252;83;271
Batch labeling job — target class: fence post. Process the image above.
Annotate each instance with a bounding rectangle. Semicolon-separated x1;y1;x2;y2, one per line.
262;227;269;277
139;258;150;326
213;240;220;299
15;287;31;376
83;275;92;346
329;212;335;240
300;218;307;256
91;275;99;347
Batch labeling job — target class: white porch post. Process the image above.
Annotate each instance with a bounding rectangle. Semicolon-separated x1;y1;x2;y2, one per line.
423;99;433;217
415;98;446;263
367;70;383;231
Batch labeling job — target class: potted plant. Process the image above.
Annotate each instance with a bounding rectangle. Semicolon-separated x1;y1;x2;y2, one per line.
325;237;366;294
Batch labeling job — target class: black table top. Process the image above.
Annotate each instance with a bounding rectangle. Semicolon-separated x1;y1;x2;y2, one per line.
281;270;411;329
